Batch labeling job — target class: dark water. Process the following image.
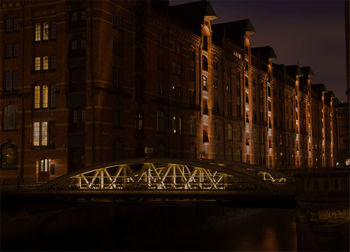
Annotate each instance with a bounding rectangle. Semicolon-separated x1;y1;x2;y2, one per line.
2;204;299;251
2;202;349;251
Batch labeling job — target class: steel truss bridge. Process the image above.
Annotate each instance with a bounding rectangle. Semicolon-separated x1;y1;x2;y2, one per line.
38;159;294;202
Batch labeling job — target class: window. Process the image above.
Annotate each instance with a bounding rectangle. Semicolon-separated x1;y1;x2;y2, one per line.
43;56;49;70
34;84;55;109
4;71;11;91
39;159;50;172
5;19;12;32
203;36;208;51
202;56;208;71
12;70;18;90
81;39;86;49
50;22;56;40
203;99;208;115
13;19;18;31
13;44;18;57
113;16;117;28
50;56;56;70
2;105;18;130
3;70;18;92
203;130;209;142
117;16;122;30
43;23;49;40
35;57;41;71
72;40;78;50
71;12;78;22
202;75;207;90
5;44;11;58
190;118;196;136
1;143;17;170
227;124;232;140
35;23;41;41
33;121;55;147
71;109;85;132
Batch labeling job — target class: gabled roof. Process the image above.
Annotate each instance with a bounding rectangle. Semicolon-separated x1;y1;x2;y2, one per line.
301;66;314;77
285;65;303;78
252;46;277;62
169;0;216;34
311;83;327;95
212;19;255;46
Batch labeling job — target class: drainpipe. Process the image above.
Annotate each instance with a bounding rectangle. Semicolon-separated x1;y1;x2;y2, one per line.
20;2;25;184
90;1;95;165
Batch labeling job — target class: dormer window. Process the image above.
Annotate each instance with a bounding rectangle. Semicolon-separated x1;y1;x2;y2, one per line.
202;56;208;71
203;36;208;51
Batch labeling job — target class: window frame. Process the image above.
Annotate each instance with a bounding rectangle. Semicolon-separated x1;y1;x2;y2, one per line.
1;143;17;170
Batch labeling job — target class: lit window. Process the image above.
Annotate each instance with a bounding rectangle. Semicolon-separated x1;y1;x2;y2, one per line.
33;122;40;146
43;23;49;40
202;76;207;90
41;122;48;146
39;159;49;172
34;86;41;108
35;57;41;71
35;23;41;41
1;143;17;170
42;85;49;108
43;56;49;70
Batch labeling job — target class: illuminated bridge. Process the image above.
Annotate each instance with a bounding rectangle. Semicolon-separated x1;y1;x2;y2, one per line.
33;158;294;204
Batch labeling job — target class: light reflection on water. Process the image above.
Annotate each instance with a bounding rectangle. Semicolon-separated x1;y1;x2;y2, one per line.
1;205;299;251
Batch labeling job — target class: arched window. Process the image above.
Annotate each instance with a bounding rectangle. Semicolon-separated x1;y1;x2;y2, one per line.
202;55;208;71
227;124;232;140
1;143;17;170
2;105;17;130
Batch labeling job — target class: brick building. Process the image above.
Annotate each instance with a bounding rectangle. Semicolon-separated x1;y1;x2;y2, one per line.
0;0;340;185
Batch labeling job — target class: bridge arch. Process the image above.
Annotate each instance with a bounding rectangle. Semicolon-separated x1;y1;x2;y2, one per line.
40;158;290;192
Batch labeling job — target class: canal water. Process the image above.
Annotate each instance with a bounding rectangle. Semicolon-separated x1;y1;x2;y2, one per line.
2;204;300;251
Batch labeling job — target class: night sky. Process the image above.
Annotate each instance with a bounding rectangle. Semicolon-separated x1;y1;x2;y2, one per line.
170;0;347;102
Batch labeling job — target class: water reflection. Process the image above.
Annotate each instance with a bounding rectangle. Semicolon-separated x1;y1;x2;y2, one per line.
1;204;347;251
